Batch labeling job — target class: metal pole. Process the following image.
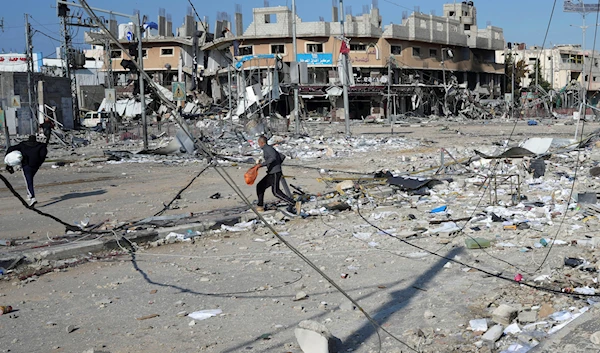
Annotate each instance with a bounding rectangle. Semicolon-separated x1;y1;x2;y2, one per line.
228;64;232;127
25;14;35;135
340;0;350;137
576;13;587;139
104;38;116;142
136;13;148;150
511;47;515;121
292;0;300;135
60;10;79;128
387;57;391;124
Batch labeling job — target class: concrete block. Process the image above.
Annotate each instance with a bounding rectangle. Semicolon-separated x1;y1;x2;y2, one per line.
492;304;518;325
517;310;537;324
295;320;342;353
482;324;504;343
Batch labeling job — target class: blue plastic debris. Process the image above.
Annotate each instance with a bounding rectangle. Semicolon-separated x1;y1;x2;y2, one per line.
527;120;538;126
430;205;447;213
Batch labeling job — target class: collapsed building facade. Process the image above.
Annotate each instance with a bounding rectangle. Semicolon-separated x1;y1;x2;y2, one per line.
496;44;600;116
217;1;505;121
82;1;505;126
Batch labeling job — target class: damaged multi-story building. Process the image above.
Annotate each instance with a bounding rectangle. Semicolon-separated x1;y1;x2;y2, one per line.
496;44;600;112
85;1;504;122
216;0;505;120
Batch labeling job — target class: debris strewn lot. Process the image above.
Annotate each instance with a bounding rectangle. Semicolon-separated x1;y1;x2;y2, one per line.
2;120;600;352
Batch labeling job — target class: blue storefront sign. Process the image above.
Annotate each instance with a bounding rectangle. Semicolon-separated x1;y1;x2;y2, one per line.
297;53;333;66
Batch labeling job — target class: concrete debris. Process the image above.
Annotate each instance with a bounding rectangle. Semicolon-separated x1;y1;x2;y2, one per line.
482;324;504;343
492;304;518;325
295;320;342;353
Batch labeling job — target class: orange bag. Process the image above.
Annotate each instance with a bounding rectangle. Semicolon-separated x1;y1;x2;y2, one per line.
245;165;260;185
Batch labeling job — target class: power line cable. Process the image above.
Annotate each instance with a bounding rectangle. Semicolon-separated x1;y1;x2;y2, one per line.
354;190;600;297
535;0;600;272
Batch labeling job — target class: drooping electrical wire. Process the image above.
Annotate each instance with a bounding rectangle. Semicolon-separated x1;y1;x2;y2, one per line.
535;0;600;271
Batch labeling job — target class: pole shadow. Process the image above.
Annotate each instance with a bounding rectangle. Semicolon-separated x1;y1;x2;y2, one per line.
340;247;464;351
38;189;107;207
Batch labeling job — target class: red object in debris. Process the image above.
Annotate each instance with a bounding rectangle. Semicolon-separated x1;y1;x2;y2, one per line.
341;273;348;279
514;273;523;282
340;41;350;55
0;306;12;315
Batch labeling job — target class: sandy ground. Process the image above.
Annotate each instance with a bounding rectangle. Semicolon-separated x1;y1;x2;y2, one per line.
1;120;600;352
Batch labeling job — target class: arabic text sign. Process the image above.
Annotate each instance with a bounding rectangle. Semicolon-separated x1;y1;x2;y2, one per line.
297;53;333;66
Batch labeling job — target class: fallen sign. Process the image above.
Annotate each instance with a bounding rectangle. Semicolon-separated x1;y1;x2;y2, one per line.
474;147;536;159
380;171;443;191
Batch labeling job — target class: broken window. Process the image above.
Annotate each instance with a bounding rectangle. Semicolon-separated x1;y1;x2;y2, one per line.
271;44;285;54
306;43;324;53
429;49;438;58
142;49;148;59
238;46;253;56
413;47;421;57
110;50;122;59
464;24;471;31
391;45;402;55
161;48;174;56
449;11;455;16
350;43;366;51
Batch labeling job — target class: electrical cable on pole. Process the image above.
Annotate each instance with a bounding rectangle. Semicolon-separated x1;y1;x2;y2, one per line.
340;0;351;137
58;2;80;129
25;14;37;134
292;0;300;135
136;13;148;150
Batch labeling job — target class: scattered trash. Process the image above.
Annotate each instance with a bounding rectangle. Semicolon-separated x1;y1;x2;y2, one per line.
469;319;488;332
0;305;12;315
465;238;491;249
136;314;160;320
564;258;584;268
188;309;222;321
221;220;256;232
430;205;447;214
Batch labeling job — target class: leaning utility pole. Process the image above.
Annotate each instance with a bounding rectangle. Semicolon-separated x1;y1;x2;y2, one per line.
25;14;36;134
339;0;351;137
292;0;300;135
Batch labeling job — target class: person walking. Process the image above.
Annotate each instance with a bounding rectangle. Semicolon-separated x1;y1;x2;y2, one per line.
40;117;55;144
255;135;297;215
6;135;47;206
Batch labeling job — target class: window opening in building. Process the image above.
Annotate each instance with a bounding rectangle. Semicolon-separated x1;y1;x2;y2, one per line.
161;48;174;56
307;43;324;53
271;44;285;54
391;45;402;55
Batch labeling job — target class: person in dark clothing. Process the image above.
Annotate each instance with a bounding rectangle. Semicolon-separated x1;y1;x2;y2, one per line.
40;117;54;143
6;135;47;206
256;135;296;214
